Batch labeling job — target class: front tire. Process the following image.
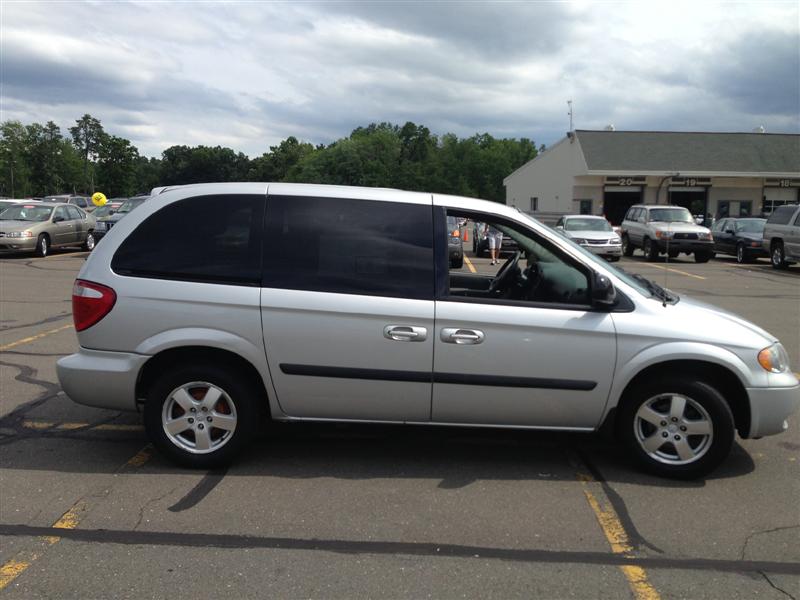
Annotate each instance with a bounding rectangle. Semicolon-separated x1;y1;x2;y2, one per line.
694;251;712;263
643;237;658;262
144;363;261;468
35;234;49;257
735;243;750;264
617;378;735;479
622;235;634;257
83;231;95;251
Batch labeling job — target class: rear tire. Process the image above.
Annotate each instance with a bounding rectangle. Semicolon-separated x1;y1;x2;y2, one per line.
35;234;49;257
144;363;261;468
643;238;658;262
771;241;788;270
622;235;634;257
451;257;464;269
617;377;735;479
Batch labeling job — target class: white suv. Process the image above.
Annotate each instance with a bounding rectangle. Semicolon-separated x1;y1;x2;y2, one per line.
56;183;799;478
621;204;714;262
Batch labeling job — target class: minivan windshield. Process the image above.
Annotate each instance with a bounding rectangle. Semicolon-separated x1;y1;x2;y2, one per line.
564;218;612;232
648;208;693;223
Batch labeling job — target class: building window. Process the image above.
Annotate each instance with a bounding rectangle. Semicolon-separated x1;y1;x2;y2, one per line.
762;198;794;216
530;197;538;211
738;201;752;217
717;201;730;219
579;200;592;215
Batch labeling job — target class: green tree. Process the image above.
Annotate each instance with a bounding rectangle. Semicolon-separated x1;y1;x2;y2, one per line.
96;136;140;196
160;145;249;185
248;136;316;182
69;114;106;193
0;120;32;197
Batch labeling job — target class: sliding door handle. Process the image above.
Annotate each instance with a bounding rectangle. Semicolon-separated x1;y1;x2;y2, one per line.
441;328;485;345
384;325;427;342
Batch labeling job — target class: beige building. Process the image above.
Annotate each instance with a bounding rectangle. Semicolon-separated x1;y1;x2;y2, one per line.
504;130;800;225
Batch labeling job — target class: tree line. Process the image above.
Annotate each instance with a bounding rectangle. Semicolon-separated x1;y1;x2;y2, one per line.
1;115;540;203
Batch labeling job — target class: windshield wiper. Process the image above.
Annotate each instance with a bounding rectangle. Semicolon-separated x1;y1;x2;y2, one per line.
627;272;679;304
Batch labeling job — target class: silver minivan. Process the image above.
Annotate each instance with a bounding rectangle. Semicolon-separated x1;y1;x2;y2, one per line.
57;183;799;479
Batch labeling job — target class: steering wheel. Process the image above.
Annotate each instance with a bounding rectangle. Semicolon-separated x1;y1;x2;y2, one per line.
488;251;521;294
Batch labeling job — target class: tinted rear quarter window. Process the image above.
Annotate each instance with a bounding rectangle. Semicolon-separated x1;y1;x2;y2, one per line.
767;206;797;226
111;194;264;285
263;195;433;299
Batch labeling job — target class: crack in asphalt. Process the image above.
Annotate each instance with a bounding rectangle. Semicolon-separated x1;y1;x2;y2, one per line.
134;486;181;531
741;525;800;561
575;448;665;555
759;570;798;600
0;312;71;332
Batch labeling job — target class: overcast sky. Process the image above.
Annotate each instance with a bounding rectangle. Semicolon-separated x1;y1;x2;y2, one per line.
2;1;798;157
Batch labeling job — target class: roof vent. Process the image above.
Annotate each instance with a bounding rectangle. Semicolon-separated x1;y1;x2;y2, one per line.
604;124;615;131
752;125;765;133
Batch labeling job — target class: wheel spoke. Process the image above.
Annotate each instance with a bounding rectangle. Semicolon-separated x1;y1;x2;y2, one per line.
683;419;711;435
211;413;236;431
669;395;686;420
165;416;193;436
200;387;222;411
171;388;195;412
642;433;665;454
637;405;664;427
194;426;212;451
674;438;695;461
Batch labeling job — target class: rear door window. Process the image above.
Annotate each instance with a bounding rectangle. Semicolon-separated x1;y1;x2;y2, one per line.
767;206;797;225
66;206;83;220
111;194;264;285
262;195;434;300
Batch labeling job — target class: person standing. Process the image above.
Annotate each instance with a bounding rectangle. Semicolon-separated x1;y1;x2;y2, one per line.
484;223;503;265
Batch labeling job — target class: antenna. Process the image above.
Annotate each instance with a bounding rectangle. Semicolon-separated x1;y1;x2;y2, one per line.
567;100;573;132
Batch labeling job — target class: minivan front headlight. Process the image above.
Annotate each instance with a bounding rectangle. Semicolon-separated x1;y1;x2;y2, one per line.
758;343;790;373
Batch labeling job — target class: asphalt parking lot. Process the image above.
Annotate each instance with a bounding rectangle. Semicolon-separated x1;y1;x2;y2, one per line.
1;248;798;599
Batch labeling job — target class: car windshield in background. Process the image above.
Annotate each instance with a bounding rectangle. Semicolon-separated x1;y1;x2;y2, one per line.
117;198;147;213
735;219;766;233
648;208;693;223
93;204;117;218
565;218;612;232
0;205;53;222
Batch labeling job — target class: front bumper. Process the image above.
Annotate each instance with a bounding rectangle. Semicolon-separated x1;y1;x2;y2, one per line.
57;348;149;412
746;383;800;438
655;239;714;253
0;237;38;253
580;243;622;257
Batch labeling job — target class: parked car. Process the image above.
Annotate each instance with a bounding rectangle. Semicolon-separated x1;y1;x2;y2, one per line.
93;195;149;243
711;218;767;263
0;202;96;256
42;194;94;212
446;216;464;268
621;205;714;262
91;200;125;220
555;215;622;261
472;221;520;257
762;204;800;270
56;183;798;479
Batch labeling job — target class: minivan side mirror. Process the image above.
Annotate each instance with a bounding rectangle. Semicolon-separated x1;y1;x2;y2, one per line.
555;225;564;230
592;272;617;308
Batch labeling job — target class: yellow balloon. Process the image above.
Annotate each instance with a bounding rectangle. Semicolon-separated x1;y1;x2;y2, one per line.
92;192;107;207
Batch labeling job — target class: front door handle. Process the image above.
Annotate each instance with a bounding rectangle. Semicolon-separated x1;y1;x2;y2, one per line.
441;328;485;345
383;325;427;342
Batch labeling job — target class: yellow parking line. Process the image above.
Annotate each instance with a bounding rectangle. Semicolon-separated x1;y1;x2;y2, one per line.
0;323;73;352
576;471;661;600
645;264;706;280
463;254;477;274
0;445;151;590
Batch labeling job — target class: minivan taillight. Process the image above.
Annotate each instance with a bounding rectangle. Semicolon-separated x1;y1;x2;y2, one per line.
72;279;116;331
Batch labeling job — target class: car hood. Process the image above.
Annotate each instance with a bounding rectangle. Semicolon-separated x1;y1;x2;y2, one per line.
0;220;41;232
649;222;710;233
671;294;775;346
566;229;618;239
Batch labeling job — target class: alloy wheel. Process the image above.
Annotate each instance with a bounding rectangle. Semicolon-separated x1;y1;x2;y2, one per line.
634;393;713;465
161;381;238;454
